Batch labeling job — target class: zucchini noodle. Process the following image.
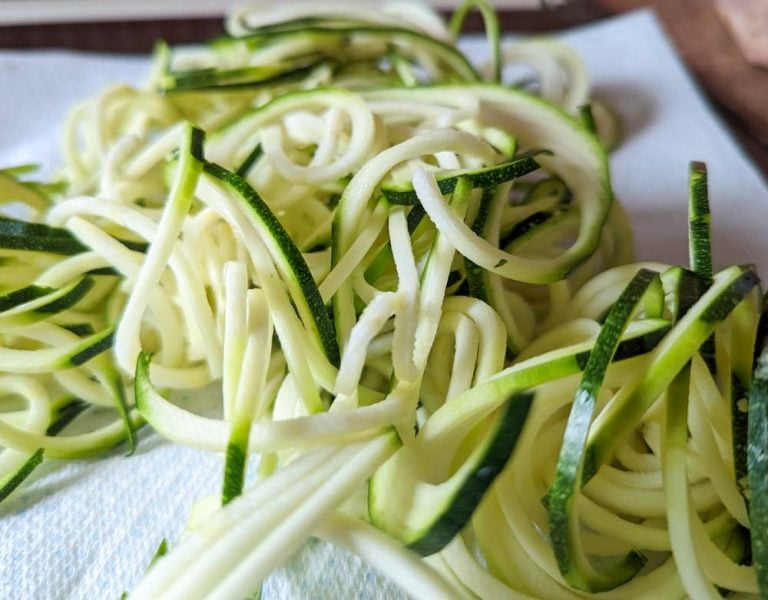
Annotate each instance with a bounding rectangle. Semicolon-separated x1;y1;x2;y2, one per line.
0;2;763;600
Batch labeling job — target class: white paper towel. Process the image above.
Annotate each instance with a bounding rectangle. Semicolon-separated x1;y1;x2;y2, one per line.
0;9;766;600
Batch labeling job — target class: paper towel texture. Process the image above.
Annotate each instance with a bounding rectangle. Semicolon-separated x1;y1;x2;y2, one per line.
0;9;766;600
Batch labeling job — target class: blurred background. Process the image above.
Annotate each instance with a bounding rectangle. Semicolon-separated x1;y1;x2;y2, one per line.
0;0;765;175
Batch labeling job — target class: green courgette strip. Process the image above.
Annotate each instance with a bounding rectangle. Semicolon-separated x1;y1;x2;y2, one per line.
202;160;340;368
0;276;94;332
749;305;768;598
221;274;274;505
369;390;534;556
220;262;250;505
547;269;659;592
380;151;544;206
688;161;719;381
584;265;760;483
162;24;480;92
727;289;761;492
0;398;88;504
688;161;713;282
0;399;141;459
0;214;148;256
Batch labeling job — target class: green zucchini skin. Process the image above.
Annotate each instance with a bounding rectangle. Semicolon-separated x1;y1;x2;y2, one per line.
164;62;323;93
583;265;760;485
60;323;96;337
0;327;114;374
729;289;761;495
0;225;87;256
688;161;717;376
109;371;137;456
0;398;88;504
0;284;58;312
408;391;533;556
578;104;597;136
464;186;531;357
0;215;148;256
0;277;96;333
0;449;43;505
68;328;115;367
664;265;708;321
500;209;562;251
235;143;263;178
381;152;544;206
749;332;768;598
162;24;480;92
202;162;340;368
464;188;495;304
148;538;169;570
34;277;95;314
222;419;250;505
688;161;712;283
548;269;659;592
369;390;533;557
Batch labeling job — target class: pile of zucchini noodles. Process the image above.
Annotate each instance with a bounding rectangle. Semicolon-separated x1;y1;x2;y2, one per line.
0;1;765;598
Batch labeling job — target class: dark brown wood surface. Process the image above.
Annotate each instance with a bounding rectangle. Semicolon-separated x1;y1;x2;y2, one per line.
0;18;225;52
0;1;765;176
